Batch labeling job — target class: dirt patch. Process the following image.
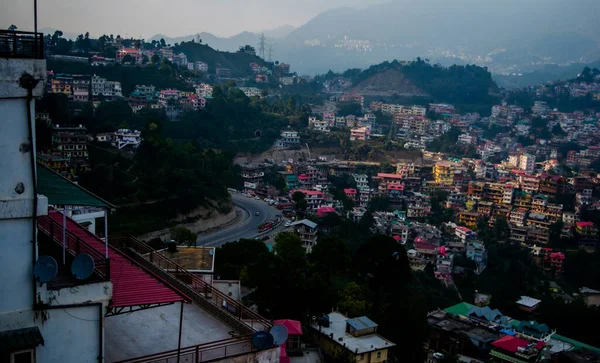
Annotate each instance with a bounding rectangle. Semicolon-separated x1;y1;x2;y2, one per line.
352;69;428;97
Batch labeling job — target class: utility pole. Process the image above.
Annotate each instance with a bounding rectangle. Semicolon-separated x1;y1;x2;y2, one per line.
258;33;266;60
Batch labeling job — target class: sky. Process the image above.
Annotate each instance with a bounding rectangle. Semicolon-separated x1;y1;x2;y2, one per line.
1;0;388;38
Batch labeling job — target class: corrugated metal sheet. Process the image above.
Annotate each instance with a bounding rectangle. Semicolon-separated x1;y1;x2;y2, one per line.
46;211;188;307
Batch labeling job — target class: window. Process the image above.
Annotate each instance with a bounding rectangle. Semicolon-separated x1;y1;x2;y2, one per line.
11;349;34;363
360;354;364;361
376;352;381;359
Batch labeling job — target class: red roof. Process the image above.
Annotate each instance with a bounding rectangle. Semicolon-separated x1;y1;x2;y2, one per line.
344;188;357;194
45;211;189;308
491;335;532;353
577;221;594;228
377;173;403;179
317;207;336;217
298;174;309;180
273;319;303;336
393;235;402;242
415;240;437;251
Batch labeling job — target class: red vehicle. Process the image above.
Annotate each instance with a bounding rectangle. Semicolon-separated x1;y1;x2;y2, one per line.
258;222;273;233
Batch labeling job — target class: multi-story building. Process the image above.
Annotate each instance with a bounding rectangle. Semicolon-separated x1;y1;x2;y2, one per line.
510;208;529;227
466;240;487;273
215;68;231;78
350;126;370;141
195;61;209;72
0;33;111;362
195;83;213;98
519;153;536;173
51;124;89;162
290;219;318;252
159;89;180;105
458;211;480;228
116;47;142;63
113;129;143;149
275;130;300;148
91;75;122;99
238;87;262;98
241;164;265;195
308;117;330;133
435;247;453;281
50;73;73;97
434;161;455;185
71;75;90;102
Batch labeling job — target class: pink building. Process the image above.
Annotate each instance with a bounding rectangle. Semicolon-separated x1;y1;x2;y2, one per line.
350;127;370;141
116;48;142;63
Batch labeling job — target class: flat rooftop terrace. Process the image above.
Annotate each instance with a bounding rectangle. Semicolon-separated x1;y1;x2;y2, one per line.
156;247;215;272
105;302;234;362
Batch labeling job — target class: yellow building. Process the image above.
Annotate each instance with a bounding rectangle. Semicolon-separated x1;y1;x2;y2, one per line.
433;161;454;185
311;312;395;363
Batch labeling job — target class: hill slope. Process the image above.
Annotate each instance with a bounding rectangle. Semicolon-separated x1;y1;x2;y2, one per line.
351;68;426;97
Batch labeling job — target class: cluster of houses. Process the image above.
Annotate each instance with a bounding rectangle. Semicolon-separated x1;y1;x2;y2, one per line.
426;296;600;362
47;71;123;102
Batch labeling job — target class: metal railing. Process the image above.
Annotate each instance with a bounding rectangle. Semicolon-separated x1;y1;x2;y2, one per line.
38;215;110;280
113;335;255;363
0;30;44;59
110;235;272;331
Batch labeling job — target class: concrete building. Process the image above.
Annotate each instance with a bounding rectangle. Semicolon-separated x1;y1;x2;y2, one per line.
290;219;318;253
275;130;300;148
0;32;111;363
311;313;395;362
241;164;265;195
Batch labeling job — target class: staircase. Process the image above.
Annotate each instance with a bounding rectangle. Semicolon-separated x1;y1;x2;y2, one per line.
109;235;272;334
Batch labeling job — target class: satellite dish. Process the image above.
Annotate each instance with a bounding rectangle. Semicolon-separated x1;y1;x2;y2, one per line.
34;256;58;283
269;324;289;345
71;254;95;280
251;331;274;350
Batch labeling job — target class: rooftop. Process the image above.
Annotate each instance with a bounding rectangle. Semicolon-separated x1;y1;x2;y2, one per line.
516;296;541;308
312;312;394;354
105;302;234;362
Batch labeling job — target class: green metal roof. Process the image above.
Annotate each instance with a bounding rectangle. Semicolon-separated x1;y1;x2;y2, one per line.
37;163;115;208
443;302;475;316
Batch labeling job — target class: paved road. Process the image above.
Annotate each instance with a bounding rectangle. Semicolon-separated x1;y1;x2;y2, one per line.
198;194;281;247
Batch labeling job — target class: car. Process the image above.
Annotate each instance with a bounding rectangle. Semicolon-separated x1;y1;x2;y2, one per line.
432;353;445;360
255;196;261;200
255;212;260;216
285;221;291;227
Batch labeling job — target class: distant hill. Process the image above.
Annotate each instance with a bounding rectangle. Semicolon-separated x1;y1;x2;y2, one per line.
263;25;295;39
279;0;600;74
494;60;600;89
173;42;268;77
341;60;500;114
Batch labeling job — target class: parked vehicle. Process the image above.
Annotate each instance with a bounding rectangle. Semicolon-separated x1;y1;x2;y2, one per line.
258;222;273;233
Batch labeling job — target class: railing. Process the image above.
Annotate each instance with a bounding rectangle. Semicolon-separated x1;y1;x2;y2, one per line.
114;335;255;363
38;215;110;280
0;30;44;59
110;235;272;331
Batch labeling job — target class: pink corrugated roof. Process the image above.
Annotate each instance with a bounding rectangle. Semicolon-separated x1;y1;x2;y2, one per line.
46;211;189;308
273;319;303;336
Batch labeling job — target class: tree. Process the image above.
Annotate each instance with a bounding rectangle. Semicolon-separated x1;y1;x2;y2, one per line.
169;226;197;247
338;282;371;317
160;38;166;47
274;233;306;266
151;54;160;65
215;239;269;279
292;191;308;211
122;54;134;64
309;236;351;276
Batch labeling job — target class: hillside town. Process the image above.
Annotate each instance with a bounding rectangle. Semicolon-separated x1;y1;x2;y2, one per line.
2;14;600;363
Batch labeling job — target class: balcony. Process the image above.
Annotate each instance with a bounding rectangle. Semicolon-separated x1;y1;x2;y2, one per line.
0;30;44;59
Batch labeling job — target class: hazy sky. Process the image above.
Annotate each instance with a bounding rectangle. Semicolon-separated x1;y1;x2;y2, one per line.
2;0;387;38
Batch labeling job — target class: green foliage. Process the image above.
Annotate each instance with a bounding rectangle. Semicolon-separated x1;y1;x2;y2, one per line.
170;226;197;247
174;41;267;77
338;282;372;317
215;239;269;280
564;251;600;290
337;103;363;117
427;127;478;158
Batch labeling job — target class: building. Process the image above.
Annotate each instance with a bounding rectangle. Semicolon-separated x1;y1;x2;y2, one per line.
466;240;487;274
308;117;330;133
289;219;318;252
195;83;213;98
516;296;541;313
311;313;395;362
195;61;209;72
216;68;231;78
116;48;142;63
51;124;89;163
113;129;142;149
275;130;300;148
434;161;455;185
91;75;122;99
241;164;265;195
72;75;90;102
519;154;536;173
238;87;262;98
350;127;370;141
0;33;112;362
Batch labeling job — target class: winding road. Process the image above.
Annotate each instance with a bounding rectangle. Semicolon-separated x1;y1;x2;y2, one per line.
197;194;282;247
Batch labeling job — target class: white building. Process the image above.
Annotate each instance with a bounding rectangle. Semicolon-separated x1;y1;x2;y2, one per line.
195;61;209;73
519;153;536;173
308;117;330;133
91;75;122;99
113;129;143;149
195;83;213;98
238;87;262;98
0;42;113;363
275;130;300;148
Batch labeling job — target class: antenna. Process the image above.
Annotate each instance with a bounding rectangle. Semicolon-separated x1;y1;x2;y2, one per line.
258;33;267;60
251;331;274;350
269;324;289;346
71;254;95;280
33;256;58;284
